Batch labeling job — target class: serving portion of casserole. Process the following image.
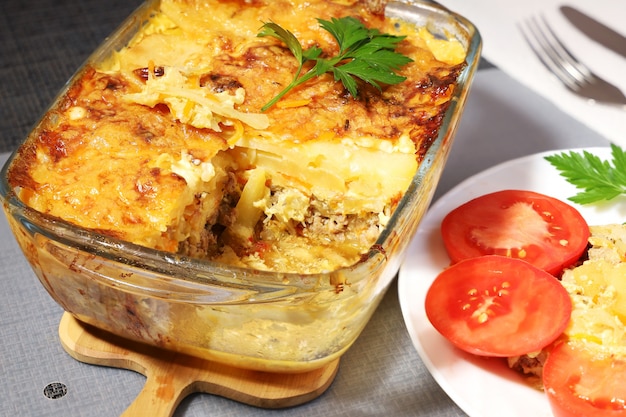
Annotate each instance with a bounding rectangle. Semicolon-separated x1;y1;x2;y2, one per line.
508;223;626;390
7;0;466;274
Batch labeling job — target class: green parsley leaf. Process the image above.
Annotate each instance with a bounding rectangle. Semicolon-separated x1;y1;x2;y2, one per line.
258;22;305;63
257;16;413;111
544;144;626;204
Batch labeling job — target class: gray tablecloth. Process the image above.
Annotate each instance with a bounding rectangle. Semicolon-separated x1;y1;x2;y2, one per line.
0;1;611;416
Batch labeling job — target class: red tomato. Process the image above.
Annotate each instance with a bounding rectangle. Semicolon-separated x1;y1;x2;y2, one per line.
424;255;572;357
440;190;589;275
543;341;626;416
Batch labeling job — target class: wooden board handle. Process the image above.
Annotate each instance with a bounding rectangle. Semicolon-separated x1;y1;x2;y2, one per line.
120;364;195;417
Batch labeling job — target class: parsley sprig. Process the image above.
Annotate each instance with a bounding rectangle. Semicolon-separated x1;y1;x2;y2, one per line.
257;16;413;111
545;144;626;204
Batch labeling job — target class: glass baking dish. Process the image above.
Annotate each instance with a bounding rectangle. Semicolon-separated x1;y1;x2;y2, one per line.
0;0;481;373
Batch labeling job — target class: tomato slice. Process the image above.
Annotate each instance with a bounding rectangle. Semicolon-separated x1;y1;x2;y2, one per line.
440;189;589;275
543;341;626;417
424;255;572;357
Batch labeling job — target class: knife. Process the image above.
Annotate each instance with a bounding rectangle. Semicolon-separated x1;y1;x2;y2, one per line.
560;5;626;59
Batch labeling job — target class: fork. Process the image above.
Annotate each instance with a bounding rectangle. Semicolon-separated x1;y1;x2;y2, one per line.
519;15;626;106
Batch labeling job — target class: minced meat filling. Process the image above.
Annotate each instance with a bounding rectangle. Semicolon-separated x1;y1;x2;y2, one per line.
178;179;384;272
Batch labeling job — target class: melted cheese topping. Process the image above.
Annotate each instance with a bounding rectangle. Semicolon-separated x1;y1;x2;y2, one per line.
561;224;626;356
123;67;269;131
9;0;466;273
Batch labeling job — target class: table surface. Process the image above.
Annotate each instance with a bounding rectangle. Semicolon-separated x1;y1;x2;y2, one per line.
0;1;611;416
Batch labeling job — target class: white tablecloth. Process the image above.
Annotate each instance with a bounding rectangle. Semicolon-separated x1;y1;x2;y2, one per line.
438;0;626;147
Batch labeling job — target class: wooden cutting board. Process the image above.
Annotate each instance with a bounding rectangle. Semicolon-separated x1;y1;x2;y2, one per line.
58;313;340;416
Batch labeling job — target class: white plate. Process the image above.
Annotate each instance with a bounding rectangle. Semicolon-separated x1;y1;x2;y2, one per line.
398;147;626;417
